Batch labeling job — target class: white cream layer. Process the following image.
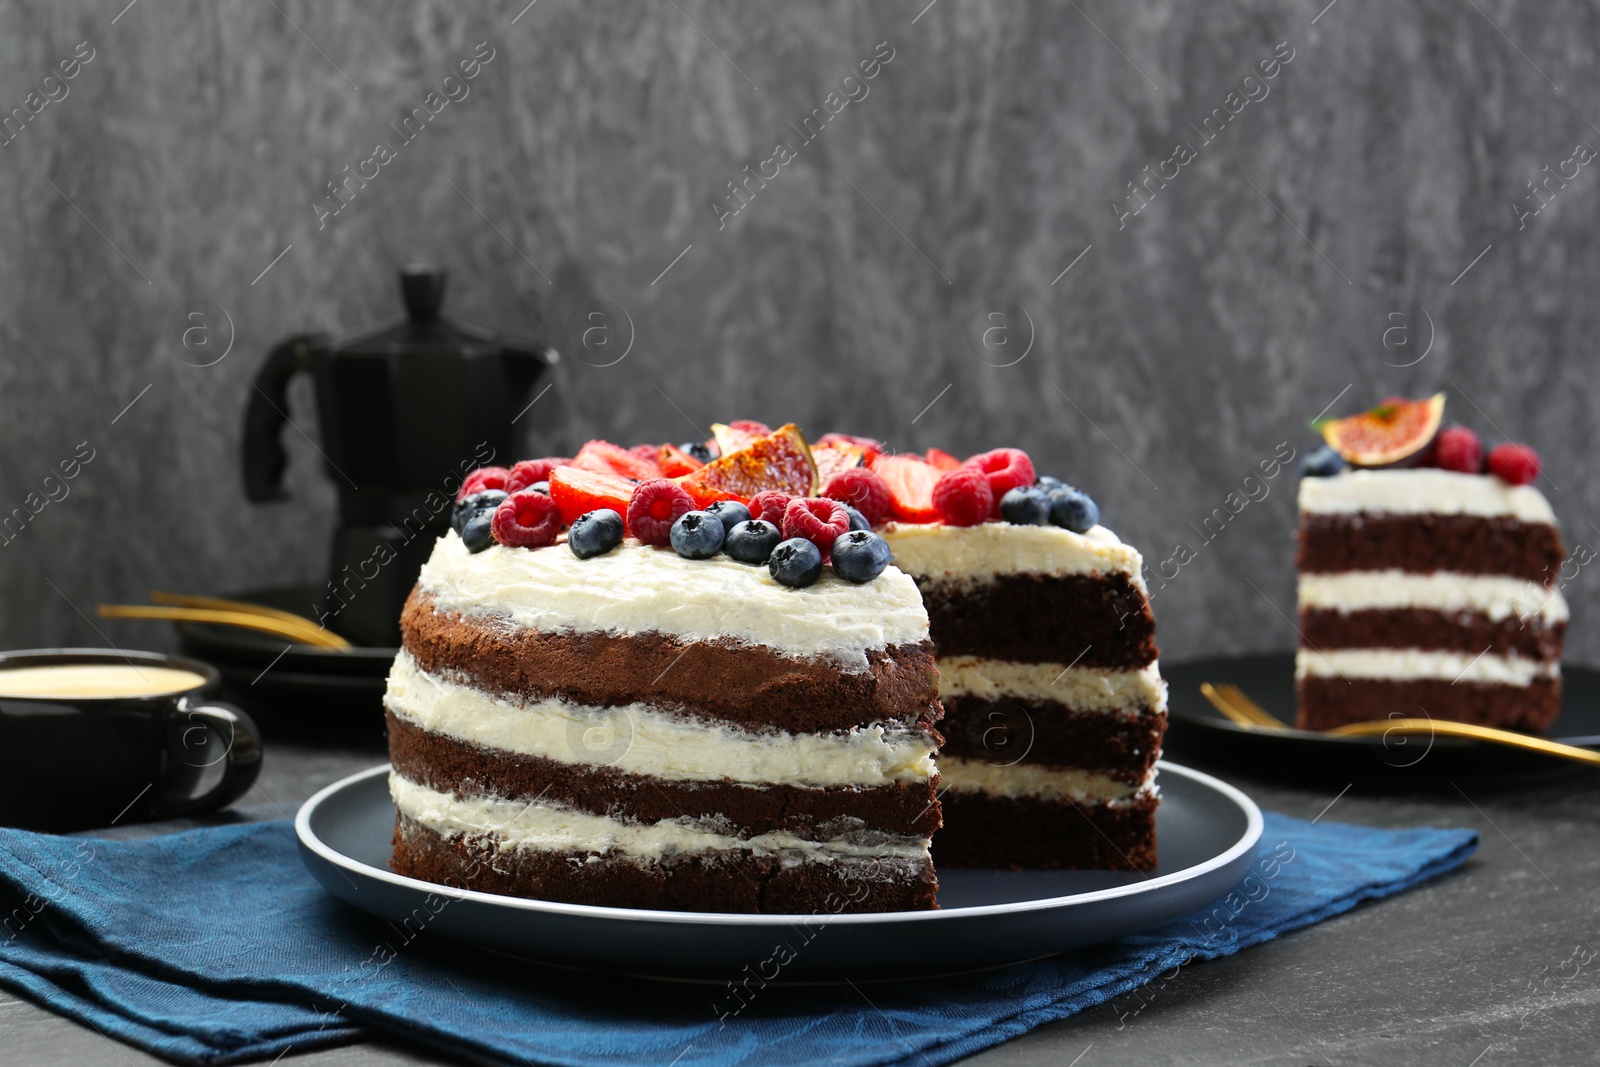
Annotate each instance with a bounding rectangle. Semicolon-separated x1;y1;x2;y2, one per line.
1296;648;1559;686
1297;570;1568;624
937;656;1168;713
937;756;1154;803
1298;468;1556;523
882;521;1146;592
385;652;936;787
390;774;929;863
416;530;928;669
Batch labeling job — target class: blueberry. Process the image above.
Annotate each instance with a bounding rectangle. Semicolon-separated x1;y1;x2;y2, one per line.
452;490;507;536
530;481;550;495
568;509;625;559
724;519;782;564
1000;486;1051;526
768;537;823;588
1036;475;1065;493
839;504;871;532
704;500;752;535
683;442;714;464
1300;445;1346;478
1047;486;1100;533
671;510;726;560
460;510;497;553
831;530;892;583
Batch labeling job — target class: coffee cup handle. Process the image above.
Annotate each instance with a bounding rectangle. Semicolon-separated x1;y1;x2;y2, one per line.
154;701;264;818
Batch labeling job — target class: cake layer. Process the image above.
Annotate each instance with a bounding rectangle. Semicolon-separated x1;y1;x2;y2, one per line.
388;711;943;839
393;815;939;913
883;521;1148;589
416;531;928;669
937;657;1167;711
1296;648;1558;686
401;590;941;736
1298;468;1556;522
916;574;1157;667
938;697;1164;784
931;790;1158;870
386;652;936;789
1297;514;1565;582
1300;608;1565;660
1296;676;1561;732
1297;570;1568;623
936;755;1151;801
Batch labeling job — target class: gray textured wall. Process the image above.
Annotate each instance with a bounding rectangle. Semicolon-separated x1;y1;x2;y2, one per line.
1;0;1596;665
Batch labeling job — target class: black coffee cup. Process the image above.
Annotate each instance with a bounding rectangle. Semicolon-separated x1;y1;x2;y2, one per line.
0;649;262;832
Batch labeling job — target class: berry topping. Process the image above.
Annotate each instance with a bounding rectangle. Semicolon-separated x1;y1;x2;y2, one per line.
831;530;892;583
1300;445;1347;478
549;465;634;526
655;443;706;478
1432;426;1484;474
1318;393;1444;468
932;467;993;527
452;490;507;536
1036;475;1065;492
768;537;824;588
1488;442;1541;485
705;500;752;533
491;490;562;548
725;519;782;564
506;458;569;494
458;466;511;500
811;441;867;487
627;479;695;546
872;454;941;523
670;511;726;560
684;441;715;464
677;424;817;506
460;510;496;554
782;497;851;556
628;443;660;463
573;439;664;481
711;420;774;457
1047;485;1100;533
747;490;794;526
568;509;625;559
840;504;871;531
999;485;1051;525
821;467;892;527
925;448;963;471
816;432;886;467
964;448;1036;514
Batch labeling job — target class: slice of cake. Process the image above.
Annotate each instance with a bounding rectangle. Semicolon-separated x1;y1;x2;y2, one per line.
386;429;944;914
859;444;1164;871
1296;397;1566;732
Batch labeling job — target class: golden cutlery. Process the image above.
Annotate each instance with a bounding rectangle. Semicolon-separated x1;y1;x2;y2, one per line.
97;604;351;651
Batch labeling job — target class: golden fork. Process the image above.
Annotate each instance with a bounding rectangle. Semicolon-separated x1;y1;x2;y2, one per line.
98;593;351;651
1200;681;1600;767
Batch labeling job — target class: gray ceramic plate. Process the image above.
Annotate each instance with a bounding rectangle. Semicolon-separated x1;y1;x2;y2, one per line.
296;761;1263;981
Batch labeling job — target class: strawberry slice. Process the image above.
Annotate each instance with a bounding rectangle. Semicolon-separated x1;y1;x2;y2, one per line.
655;443;705;477
873;454;941;523
549;465;634;526
572;440;663;481
925;448;962;471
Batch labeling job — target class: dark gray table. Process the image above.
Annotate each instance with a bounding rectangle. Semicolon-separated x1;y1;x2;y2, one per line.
3;728;1598;1066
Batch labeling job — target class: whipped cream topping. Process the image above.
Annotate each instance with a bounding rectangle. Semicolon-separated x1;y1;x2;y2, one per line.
416;530;929;668
936;757;1155;802
937;657;1168;713
1296;648;1559;686
881;521;1146;591
1298;570;1568;623
1298;469;1556;524
386;653;937;787
390;774;930;864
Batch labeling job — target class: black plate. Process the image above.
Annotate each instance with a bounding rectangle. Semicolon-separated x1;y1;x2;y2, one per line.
173;586;397;677
1163;653;1600;781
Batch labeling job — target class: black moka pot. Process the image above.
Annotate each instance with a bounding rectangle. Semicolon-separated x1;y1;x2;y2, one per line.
242;266;557;647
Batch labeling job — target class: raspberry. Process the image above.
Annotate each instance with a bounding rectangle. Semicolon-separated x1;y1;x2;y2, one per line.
821;468;892;528
1431;427;1482;474
933;467;993;526
747;490;794;526
490;491;561;548
1487;442;1541;485
782;497;850;556
506;458;569;493
458;466;511;500
627;479;695;545
964;448;1036;516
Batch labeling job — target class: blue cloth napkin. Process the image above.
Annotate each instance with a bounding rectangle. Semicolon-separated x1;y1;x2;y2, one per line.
0;813;1475;1067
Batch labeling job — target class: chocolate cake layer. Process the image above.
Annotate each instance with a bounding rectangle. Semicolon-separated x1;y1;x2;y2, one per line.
388;711;942;839
1300;607;1565;660
937;697;1164;785
932;792;1158;870
1297;514;1565;582
916;574;1157;667
401;590;941;736
392;815;939;913
1296;676;1561;733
